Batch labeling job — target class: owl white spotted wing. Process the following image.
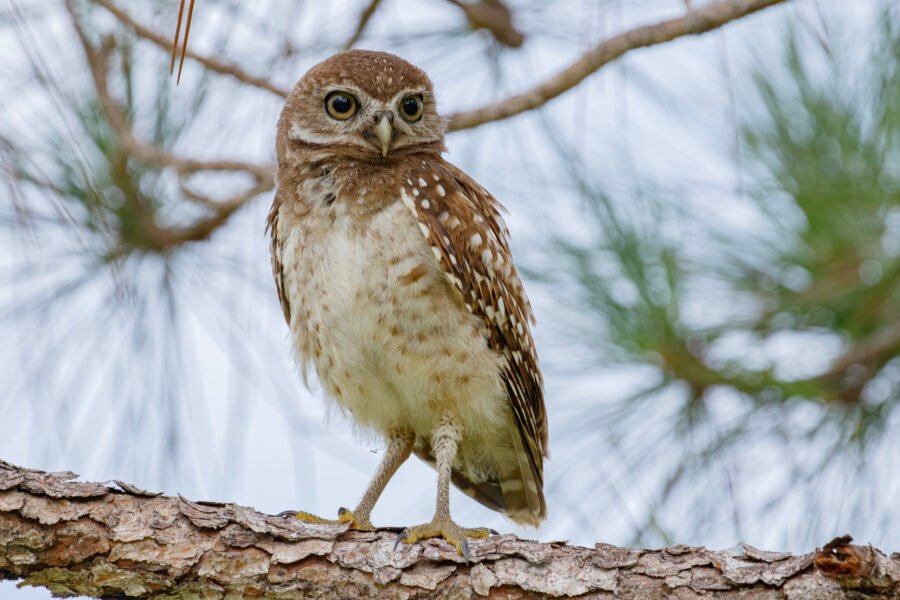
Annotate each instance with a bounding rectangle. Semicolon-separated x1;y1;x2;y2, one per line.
401;159;547;524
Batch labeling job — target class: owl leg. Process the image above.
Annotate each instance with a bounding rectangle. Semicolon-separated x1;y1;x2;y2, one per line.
282;430;413;530
342;430;414;528
394;415;491;560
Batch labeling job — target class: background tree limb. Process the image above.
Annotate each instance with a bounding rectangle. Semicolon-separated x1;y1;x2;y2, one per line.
72;0;791;259
342;0;385;51
0;460;896;599
444;0;788;131
92;0;291;98
91;0;788;131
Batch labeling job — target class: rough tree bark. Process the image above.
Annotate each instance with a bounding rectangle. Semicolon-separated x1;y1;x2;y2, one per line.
1;460;897;599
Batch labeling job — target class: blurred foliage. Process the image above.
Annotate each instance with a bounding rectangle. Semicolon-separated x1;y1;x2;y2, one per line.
542;4;899;546
740;16;900;406
57;83;173;260
10;34;192;262
552;6;900;426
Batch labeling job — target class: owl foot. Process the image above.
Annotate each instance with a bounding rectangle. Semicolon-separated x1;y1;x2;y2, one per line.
278;507;374;530
394;517;490;561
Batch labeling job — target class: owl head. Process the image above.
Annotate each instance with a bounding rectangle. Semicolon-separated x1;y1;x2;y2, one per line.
277;50;445;164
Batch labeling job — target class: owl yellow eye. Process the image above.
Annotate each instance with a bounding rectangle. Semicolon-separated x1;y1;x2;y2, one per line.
400;95;424;122
325;91;358;120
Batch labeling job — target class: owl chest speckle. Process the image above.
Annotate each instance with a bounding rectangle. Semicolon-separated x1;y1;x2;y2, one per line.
276;182;511;461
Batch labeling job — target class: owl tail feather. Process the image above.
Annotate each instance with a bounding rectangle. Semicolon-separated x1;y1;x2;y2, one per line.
499;431;546;527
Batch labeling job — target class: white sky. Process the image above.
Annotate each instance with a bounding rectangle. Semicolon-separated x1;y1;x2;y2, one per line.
0;0;891;597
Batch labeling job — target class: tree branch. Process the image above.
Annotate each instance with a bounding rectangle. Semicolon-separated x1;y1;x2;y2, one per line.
825;321;900;381
93;0;788;133
72;13;271;182
445;0;789;131
445;0;525;49
342;0;384;51
1;460;896;599
66;3;273;251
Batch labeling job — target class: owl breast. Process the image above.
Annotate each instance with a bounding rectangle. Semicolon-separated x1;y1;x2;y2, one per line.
277;191;518;483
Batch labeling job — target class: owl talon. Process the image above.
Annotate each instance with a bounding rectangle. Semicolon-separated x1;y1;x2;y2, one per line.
338;507;374;530
394;529;409;552
280;508;373;530
293;510;341;525
394;517;490;559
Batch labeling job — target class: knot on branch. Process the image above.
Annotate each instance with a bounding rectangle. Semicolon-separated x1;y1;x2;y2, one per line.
815;535;899;595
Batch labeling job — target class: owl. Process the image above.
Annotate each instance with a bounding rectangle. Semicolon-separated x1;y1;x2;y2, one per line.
268;50;547;558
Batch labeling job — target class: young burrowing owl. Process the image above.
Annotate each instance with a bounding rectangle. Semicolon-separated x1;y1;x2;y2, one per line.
268;50;547;557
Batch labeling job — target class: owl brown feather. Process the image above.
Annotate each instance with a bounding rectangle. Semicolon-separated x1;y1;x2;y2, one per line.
400;159;548;523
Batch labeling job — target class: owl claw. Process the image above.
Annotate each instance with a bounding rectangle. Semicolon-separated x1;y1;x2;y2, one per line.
392;518;489;560
394;529;409;552
278;508;373;529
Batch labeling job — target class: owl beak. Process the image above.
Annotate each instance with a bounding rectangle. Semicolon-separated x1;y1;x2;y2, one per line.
374;113;394;157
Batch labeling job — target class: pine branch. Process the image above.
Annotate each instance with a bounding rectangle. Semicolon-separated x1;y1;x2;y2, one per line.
342;0;384;51
0;460;896;599
91;0;789;132
444;0;525;49
70;0;791;253
64;2;273;252
445;0;789;131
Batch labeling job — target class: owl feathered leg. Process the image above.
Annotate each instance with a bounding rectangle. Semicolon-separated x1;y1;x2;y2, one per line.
395;415;491;560
284;431;413;529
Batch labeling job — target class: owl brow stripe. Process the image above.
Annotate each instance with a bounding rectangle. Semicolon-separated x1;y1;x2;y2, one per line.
387;88;428;102
287;123;334;144
315;85;367;99
287;123;370;151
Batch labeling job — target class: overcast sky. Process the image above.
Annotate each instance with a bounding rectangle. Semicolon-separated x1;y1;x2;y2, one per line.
0;0;889;597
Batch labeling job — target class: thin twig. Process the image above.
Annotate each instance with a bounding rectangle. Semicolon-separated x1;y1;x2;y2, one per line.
342;0;383;51
823;321;900;381
445;0;524;48
154;177;272;248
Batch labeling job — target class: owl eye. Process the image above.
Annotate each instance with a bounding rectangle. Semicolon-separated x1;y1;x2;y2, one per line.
400;95;424;122
325;91;358;120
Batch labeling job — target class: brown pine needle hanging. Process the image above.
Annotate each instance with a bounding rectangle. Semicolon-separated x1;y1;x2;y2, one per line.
169;0;195;84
